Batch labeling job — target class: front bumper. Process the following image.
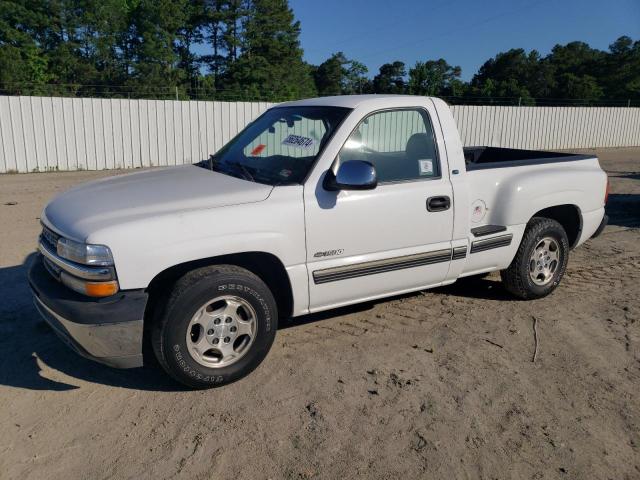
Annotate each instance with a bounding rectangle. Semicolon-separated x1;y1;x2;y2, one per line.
28;254;148;368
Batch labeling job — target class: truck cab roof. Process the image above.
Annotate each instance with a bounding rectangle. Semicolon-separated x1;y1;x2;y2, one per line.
277;94;443;110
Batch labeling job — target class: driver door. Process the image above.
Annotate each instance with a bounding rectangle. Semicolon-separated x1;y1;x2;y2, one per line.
304;107;454;311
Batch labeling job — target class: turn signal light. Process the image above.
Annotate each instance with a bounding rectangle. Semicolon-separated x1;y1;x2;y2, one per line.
61;271;119;297
84;281;120;297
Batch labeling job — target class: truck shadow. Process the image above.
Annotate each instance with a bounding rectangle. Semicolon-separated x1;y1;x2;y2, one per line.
608;171;640;181
280;275;512;331
0;253;185;392
606;193;640;228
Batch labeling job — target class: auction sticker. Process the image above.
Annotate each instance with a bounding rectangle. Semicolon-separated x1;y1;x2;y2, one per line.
250;144;266;156
418;159;434;176
282;134;315;150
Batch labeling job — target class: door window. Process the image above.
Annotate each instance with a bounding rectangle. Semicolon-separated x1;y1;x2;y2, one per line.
339;109;440;183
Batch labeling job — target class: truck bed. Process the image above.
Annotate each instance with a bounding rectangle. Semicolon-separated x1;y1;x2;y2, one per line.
464;147;594;171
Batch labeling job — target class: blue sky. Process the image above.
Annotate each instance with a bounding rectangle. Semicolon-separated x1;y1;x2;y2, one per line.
289;0;640;80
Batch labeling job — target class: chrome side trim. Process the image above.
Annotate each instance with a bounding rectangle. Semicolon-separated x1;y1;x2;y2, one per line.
452;246;467;260
38;240;114;281
470;234;513;254
313;248;452;284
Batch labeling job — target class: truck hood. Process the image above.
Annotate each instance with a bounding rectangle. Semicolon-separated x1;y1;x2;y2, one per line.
42;165;273;241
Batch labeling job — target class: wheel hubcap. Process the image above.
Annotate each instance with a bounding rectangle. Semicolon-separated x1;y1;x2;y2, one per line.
185;295;257;368
529;237;560;286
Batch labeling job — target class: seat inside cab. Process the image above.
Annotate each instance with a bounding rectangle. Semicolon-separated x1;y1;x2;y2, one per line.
340;130;439;182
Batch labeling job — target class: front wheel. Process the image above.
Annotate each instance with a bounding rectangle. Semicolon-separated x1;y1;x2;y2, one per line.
151;265;278;389
501;217;569;299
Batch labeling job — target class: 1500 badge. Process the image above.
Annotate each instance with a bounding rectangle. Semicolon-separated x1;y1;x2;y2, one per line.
313;249;344;258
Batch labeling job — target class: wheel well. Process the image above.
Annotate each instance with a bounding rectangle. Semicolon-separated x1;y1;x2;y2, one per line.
146;252;294;320
531;205;582;248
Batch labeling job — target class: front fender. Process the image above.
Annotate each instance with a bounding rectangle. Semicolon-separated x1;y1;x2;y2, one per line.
88;187;307;291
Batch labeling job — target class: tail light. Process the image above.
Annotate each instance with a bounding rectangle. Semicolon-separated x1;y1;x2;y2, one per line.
604;177;610;205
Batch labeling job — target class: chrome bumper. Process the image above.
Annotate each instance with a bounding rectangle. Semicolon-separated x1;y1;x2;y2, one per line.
33;296;144;368
29;254;147;369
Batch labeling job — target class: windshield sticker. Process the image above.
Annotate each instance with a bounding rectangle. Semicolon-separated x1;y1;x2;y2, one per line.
418;159;434;176
281;134;315;150
250;144;266;156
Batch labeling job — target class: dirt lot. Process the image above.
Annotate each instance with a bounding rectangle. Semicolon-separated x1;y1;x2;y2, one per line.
0;148;638;480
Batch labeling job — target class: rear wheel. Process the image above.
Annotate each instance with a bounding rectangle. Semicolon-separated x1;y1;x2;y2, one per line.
151;265;277;389
501;217;569;299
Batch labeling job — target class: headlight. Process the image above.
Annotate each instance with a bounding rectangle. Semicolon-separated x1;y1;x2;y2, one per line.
57;237;114;266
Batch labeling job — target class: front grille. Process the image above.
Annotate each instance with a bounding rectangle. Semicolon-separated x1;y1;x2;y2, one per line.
43;256;62;281
40;225;62;282
41;225;60;252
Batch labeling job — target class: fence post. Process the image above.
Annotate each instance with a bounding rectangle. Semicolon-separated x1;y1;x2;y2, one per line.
518;97;522;107
628;99;631;108
175;86;179;101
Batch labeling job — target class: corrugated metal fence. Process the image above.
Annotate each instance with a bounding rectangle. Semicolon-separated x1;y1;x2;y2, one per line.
0;97;272;173
453;105;640;151
0;96;639;173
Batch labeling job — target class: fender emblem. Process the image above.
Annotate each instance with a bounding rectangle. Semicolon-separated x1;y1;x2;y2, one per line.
314;249;344;258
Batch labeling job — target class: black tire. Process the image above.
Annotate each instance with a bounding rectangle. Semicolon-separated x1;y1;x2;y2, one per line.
501;217;569;300
151;265;277;389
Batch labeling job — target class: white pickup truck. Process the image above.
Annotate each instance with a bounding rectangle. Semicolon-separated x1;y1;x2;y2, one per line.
29;95;609;388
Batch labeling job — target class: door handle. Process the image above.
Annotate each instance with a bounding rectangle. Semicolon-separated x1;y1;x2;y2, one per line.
427;196;451;212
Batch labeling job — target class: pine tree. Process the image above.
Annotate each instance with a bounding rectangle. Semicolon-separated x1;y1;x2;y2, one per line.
223;0;316;100
177;0;207;91
125;0;189;98
0;0;53;94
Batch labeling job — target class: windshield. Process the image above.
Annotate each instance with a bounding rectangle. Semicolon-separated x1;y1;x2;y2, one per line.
197;106;351;185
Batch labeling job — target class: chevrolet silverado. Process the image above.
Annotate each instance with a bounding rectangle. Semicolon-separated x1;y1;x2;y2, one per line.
29;95;609;388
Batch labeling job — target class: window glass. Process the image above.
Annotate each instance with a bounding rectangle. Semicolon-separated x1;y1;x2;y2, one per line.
339;109;440;182
197;106;350;185
243;117;326;159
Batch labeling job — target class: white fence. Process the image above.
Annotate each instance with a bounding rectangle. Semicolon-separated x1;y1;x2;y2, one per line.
0;96;639;173
0;97;272;173
453;105;640;151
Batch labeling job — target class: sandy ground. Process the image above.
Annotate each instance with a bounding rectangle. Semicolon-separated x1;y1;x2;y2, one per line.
0;148;638;480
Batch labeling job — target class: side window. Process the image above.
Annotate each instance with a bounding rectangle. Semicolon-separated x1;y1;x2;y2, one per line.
339;109;440;183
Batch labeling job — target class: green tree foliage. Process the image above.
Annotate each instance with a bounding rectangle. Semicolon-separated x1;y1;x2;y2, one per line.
176;0;206;87
312;51;369;96
468;38;639;104
0;1;637;105
408;59;463;96
372;61;406;93
313;52;344;96
126;0;188;94
603;36;640;101
0;1;54;93
545;41;604;101
220;0;316;100
469;48;550;104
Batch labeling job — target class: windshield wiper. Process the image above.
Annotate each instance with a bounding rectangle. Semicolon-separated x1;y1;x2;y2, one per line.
199;156;261;183
233;162;254;182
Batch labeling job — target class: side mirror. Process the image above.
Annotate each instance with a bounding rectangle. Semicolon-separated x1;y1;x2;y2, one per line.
324;160;377;191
